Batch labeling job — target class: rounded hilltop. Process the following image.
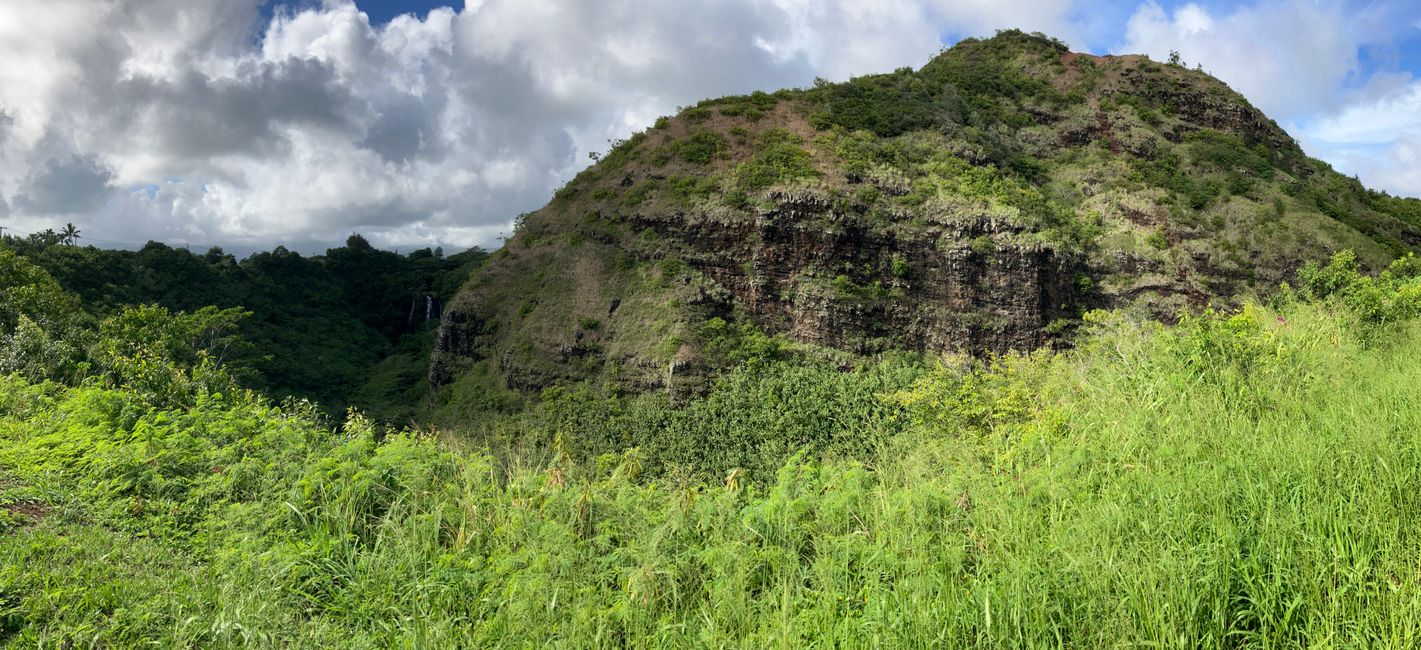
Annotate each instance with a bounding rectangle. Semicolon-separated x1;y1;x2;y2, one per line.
430;29;1421;411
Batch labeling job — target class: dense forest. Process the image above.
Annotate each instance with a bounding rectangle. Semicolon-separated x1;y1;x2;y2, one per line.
0;234;487;423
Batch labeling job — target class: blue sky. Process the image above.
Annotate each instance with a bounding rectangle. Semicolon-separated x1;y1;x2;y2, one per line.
263;0;457;25
338;0;1421;88
1;0;1420;252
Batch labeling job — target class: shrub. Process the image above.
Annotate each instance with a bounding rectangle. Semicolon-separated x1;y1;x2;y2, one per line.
734;130;819;192
1145;230;1168;250
707;91;779;121
671;131;729;165
1187;130;1273;175
93;304;252;407
807;70;946;136
1295;250;1421;343
0;250;79;334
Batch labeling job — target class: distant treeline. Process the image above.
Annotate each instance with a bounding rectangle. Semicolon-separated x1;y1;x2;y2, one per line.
1;233;487;419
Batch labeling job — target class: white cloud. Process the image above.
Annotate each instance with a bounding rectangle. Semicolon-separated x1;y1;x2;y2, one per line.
1308;81;1421;145
1301;78;1421;195
0;0;1088;252
1;0;1415;252
1171;4;1213;34
1118;1;1367;121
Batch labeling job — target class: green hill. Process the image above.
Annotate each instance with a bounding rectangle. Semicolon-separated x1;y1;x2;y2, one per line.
429;30;1421;419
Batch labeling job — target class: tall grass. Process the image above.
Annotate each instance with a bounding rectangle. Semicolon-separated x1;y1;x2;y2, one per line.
3;256;1421;646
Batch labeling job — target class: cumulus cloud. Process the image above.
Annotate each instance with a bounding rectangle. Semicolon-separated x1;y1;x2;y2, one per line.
0;0;1090;252
0;0;1417;252
1118;1;1379;121
1302;78;1421;195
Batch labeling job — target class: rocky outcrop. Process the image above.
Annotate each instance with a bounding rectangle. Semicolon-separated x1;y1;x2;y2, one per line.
430;189;1087;396
1112;65;1296;152
626;190;1085;356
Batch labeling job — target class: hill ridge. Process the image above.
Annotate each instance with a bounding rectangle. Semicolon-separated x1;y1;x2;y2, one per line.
428;29;1421;416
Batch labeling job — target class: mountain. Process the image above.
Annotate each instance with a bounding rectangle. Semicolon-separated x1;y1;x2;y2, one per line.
428;30;1421;414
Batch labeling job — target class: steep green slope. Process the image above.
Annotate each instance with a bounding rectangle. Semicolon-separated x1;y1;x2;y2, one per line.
430;30;1421;419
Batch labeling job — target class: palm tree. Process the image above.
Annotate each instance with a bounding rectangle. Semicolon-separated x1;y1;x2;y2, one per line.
35;229;60;247
60;222;80;246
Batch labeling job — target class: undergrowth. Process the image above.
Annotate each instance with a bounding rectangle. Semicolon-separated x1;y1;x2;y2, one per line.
2;251;1421;646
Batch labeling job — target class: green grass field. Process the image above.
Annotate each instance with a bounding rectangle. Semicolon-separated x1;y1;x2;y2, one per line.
3;252;1421;647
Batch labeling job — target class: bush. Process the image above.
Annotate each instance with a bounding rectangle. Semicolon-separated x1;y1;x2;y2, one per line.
1295;251;1421;342
734;129;819;192
705;91;779;121
670;131;729;165
1187;129;1273;175
0;315;81;383
0;250;79;334
92;304;252;407
808;69;946;136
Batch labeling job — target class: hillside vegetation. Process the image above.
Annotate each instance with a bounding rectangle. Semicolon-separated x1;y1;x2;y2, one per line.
430;31;1421;417
6;28;1421;647
3;246;1421;646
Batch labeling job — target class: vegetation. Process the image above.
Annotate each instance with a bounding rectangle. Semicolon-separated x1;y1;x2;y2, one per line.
451;28;1421;415
733;129;820;192
7;28;1421;646
4;252;1421;645
0;233;487;420
670;131;729;165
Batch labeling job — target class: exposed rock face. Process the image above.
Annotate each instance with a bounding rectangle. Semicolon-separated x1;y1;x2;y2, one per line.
429;189;1089;398
429;308;483;387
628;190;1084;356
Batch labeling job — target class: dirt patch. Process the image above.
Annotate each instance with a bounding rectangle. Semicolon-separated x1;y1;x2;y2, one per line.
4;501;51;522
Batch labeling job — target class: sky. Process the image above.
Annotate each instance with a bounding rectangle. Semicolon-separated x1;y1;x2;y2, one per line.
0;1;1420;254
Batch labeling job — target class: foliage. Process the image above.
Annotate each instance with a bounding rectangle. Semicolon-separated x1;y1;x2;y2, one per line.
733;129;820;193
0;251;78;334
670;131;729;165
91;305;252;408
0;252;87;383
4;251;1421;645
699;316;789;366
807;68;947;137
1186;130;1273;176
701;90;779;121
1;236;487;417
0;316;81;384
1294;250;1421;341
